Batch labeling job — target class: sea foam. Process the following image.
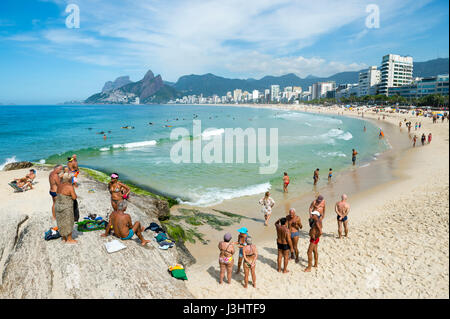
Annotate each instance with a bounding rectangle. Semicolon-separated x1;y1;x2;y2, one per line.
178;182;271;207
0;156;17;170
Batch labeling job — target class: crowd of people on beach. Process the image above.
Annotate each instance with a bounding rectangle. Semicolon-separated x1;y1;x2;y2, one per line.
218;190;351;288
46;154;150;245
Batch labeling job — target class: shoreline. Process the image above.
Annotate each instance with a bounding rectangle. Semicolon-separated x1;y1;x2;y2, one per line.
183;103;449;298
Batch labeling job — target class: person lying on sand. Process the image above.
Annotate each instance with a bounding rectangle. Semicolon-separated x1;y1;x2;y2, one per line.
242;236;257;288
275;217;293;273
101;201;150;246
304;213;322;272
335;194;350;238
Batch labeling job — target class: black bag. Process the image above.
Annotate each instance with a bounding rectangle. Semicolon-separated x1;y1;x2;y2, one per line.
73;199;80;222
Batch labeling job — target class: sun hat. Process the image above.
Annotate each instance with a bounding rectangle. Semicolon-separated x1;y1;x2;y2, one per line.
237;227;248;234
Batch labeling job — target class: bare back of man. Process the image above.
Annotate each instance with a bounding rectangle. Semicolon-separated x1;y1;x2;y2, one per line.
105;210;149;246
335;194;350;238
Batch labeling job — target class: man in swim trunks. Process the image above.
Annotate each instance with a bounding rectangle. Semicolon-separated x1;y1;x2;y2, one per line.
286;208;302;263
275;217;294;273
313;168;319;185
218;233;235;284
352;149;358;165
335;194;350;238
309;195;326;219
283;172;290;193
304;214;322;272
101;201;150;246
49;164;63;220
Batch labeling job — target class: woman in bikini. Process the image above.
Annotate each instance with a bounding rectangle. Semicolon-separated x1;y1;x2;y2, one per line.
218;233;235;284
242;237;258;288
108;173;131;211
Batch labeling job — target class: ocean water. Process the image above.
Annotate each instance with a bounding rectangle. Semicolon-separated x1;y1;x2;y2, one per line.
0;104;388;205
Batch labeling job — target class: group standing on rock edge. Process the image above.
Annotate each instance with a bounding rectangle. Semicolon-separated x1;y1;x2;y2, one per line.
46;154;149;246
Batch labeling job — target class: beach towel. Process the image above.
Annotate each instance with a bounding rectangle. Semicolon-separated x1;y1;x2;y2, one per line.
104;240;127;253
168;264;187;280
155;232;168;242
8;182;24;192
76;219;107;232
44;227;61;241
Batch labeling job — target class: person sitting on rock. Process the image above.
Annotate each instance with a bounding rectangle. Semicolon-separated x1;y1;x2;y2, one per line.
101;201;150;246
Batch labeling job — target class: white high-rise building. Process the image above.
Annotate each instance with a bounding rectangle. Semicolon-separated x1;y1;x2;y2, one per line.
252;90;259;100
358;66;381;97
379;54;413;95
271;85;280;101
233;89;242;102
312;82;336;100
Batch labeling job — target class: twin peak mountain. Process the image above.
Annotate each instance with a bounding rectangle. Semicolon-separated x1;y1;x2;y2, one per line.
85;70;179;104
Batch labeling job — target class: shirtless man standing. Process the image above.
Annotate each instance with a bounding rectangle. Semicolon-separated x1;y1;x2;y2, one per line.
275;217;294;273
286;208;302;263
309;195;326;219
304;214;322;272
49;164;63;220
101;201;150;246
335;194;350;238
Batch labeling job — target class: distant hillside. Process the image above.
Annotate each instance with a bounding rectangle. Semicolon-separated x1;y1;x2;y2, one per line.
85;70;181;104
173;58;449;96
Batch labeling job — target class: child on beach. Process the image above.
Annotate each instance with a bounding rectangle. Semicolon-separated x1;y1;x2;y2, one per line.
328;168;333;181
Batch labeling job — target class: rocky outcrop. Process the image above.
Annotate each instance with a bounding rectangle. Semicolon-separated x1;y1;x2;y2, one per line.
85;69;180;104
2;161;33;171
102;76;132;93
0;167;193;298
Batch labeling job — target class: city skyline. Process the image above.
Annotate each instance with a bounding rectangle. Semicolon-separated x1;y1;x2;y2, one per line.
1;0;449;104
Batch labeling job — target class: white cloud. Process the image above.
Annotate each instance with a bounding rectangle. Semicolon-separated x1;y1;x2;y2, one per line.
20;0;436;80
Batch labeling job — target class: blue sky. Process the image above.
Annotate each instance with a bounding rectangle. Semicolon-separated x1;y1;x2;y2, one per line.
0;0;448;104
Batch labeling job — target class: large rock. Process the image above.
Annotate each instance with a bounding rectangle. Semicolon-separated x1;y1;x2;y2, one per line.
2;161;33;171
0;169;193;298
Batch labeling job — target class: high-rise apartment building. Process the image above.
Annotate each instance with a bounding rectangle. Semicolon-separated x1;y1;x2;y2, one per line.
311;81;336;100
271;85;280;101
358;66;381;97
379;54;413;95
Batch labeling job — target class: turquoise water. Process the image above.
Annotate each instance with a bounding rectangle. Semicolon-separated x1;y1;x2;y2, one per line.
0;104;388;205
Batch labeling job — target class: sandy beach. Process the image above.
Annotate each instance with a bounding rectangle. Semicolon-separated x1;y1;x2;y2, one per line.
184;104;449;299
0;104;448;299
